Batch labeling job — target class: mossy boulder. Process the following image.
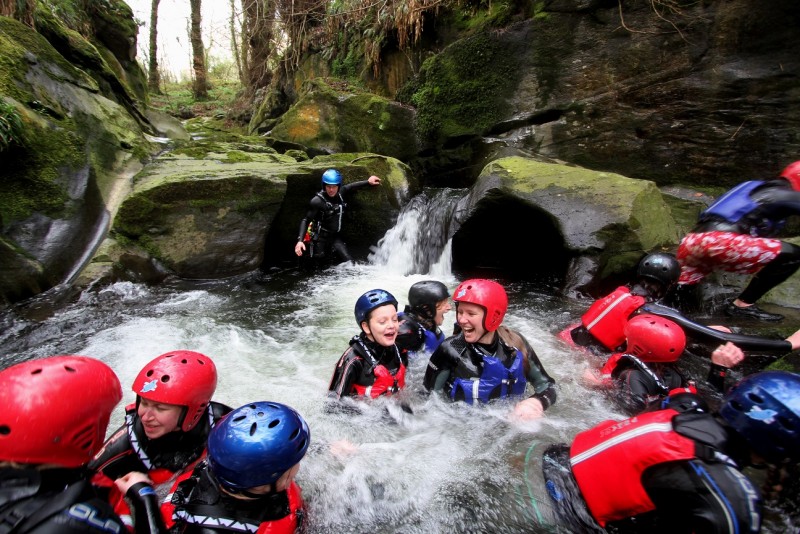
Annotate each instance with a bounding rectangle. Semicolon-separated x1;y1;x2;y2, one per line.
107;149;417;280
265;79;419;163
449;157;681;296
0;16;151;305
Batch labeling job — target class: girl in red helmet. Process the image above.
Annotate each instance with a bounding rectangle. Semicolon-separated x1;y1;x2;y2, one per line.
677;160;800;322
0;355;167;533
89;350;232;530
585;314;745;415
422;279;557;420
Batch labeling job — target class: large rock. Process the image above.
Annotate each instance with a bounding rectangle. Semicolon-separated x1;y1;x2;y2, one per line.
448;158;681;296
102;145;417;281
0;16;151;306
260;79;419;163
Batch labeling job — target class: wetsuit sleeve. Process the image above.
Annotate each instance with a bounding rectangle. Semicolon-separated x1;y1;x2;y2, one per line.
297;197;323;241
639;459;761;533
519;336;557;410
340;180;372;196
610;369;650;416
125;482;168;533
327;349;364;400
88;425;139;481
423;341;458;391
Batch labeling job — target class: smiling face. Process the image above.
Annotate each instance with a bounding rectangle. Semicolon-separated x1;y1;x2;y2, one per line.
456;302;493;344
137;397;183;439
361;304;399;347
433;299;452;327
323;184;339;198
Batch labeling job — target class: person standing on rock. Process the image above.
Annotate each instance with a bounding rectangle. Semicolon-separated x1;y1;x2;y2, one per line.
676;160;800;322
294;169;382;268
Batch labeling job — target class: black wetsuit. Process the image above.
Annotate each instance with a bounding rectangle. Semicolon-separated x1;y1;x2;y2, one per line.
0;466;164;534
423;325;557;410
170;462;303;533
90;402;233;482
328;333;406;400
296;180;372;266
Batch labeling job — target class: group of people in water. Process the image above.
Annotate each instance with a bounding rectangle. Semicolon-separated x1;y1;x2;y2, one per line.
2;161;800;533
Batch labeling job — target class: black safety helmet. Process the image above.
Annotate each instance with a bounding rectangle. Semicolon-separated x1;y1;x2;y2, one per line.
637;253;681;291
407;281;449;322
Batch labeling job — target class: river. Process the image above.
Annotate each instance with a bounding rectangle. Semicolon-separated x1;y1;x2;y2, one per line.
0;190;796;533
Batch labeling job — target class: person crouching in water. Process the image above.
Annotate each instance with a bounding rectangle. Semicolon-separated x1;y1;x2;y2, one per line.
423;278;557;421
328;289;407;401
541;371;800;533
90;350;232;528
396;280;452;357
169;401;310;533
584;314;745;416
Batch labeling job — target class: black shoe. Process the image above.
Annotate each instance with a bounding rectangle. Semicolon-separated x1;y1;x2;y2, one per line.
724;302;784;322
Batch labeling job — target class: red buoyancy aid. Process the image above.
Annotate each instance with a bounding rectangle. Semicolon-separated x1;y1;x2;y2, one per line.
256;482;304;534
352;363;407;398
580;287;646;351
569;409;696;526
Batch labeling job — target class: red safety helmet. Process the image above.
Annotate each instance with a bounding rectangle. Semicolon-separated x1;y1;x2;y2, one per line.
624;314;686;363
779;161;800;191
0;355;122;467
453;279;508;332
132;350;217;432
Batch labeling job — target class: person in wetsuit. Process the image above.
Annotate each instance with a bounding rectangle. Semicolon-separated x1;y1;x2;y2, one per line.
0;355;166;534
395;280;452;358
557;251;792;358
169;401;309;534
328;289;407;400
542;370;800;534
293;169;382;268
585;314;745;415
558;252;683;356
677;160;800;322
89;350;232;529
423;278;557;421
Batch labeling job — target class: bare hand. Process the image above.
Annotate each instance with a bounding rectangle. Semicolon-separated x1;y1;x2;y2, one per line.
330;439;359;458
368;175;381;186
294;241;305;257
114;472;153;494
510;397;545;421
711;341;745;368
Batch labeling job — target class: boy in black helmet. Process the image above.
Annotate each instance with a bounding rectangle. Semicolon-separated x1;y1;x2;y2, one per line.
396;280;452;357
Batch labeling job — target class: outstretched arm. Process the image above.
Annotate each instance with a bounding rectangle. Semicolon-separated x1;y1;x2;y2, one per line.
640;303;792;352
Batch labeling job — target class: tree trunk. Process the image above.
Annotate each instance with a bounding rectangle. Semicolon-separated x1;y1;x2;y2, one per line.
147;0;161;94
189;0;208;99
242;0;273;97
229;0;245;85
0;0;35;26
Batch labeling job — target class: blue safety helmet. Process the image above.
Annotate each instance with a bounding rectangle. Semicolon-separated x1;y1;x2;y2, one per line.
355;289;398;325
207;402;310;490
719;371;800;464
322;169;342;186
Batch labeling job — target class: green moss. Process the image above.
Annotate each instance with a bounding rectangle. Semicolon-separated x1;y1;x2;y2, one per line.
410;32;523;142
0;120;83;226
222;151;253;163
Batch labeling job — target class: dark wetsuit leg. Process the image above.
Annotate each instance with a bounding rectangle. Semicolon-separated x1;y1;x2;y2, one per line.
739;241;800;304
331;237;353;262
